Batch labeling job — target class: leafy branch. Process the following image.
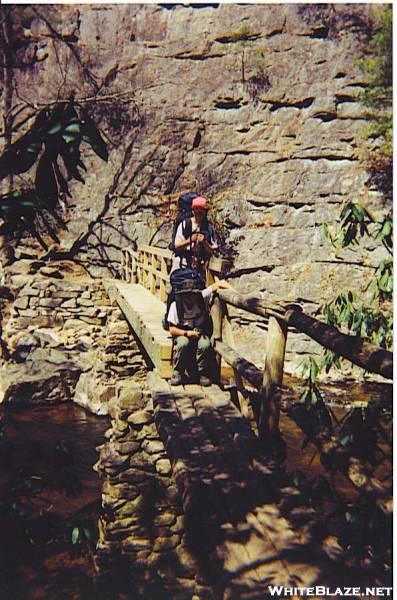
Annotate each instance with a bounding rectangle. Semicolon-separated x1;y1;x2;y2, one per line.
0;99;108;249
356;6;392;193
322;202;374;249
320;201;392;355
321;290;392;350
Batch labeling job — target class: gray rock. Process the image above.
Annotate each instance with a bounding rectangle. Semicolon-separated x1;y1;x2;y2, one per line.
39;297;63;308
114;440;141;455
0;360;81;405
61;298;77;309
153;534;180;552
26;347;72;365
15;309;37;318
11;334;40;362
77;298;94;307
13;296;29;310
19;286;40;297
34;327;61;348
127;410;154;425
39;267;64;279
74;369;117;415
141;439;165;456
118;383;144;411
155;458;172;476
63;318;86;329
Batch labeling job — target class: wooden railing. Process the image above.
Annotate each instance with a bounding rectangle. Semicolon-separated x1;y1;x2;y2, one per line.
121;245;230;301
120;244;392;511
121;245;392;395
211;289;392;430
210;288;392;514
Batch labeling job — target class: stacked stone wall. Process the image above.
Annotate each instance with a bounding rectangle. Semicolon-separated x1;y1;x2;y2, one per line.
0;261;147;412
95;381;210;599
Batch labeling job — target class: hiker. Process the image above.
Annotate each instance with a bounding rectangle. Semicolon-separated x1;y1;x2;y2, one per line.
171;196;218;280
167;278;231;386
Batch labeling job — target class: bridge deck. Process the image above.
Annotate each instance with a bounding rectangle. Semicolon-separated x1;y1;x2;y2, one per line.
148;372;319;595
107;280;173;378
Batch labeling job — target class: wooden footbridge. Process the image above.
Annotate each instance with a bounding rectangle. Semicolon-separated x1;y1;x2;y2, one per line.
103;244;392;596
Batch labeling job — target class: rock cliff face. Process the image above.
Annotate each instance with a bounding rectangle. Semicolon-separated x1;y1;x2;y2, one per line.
2;4;388;374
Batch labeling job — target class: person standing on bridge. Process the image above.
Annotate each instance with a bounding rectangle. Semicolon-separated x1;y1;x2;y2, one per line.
171;196;218;281
167;278;231;386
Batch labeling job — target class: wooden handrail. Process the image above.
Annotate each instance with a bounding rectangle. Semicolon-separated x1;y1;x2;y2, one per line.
139;244;173;259
285;308;393;380
120;244;392;444
217;289;287;319
217;288;392;381
121;245;230;301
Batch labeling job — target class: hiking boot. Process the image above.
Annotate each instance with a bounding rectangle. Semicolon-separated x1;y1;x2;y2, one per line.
170;370;183;386
199;374;211;387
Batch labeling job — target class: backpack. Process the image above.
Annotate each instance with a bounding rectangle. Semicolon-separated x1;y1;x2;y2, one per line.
175;293;212;336
170;267;205;293
169;192;198;253
162;267;205;331
172;269;211;335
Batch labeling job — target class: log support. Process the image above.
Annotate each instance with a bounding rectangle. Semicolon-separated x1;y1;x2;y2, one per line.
259;316;288;441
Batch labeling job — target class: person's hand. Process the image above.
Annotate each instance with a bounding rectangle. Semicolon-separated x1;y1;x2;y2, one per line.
192;232;205;244
187;329;201;338
215;280;233;291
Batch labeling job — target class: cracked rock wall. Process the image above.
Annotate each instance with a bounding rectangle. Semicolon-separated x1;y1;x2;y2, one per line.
4;4;388;375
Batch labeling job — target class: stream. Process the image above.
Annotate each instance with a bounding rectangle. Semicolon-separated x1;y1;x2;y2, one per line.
0;403;109;600
0;376;391;599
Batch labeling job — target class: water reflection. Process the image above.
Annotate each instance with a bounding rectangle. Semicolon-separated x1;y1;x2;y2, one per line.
0;403;109;599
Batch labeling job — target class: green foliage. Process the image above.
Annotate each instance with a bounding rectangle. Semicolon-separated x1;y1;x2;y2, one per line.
374;215;393;254
321;290;392;349
0;100;108;248
322;203;393;256
357;6;392;179
323;202;374;248
300;356;320;386
297;357;333;433
320;198;392;360
357;7;392;101
70;521;94;557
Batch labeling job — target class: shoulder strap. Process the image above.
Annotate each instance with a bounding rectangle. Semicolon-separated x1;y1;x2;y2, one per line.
207;223;215;237
182;217;192;239
175;294;184;325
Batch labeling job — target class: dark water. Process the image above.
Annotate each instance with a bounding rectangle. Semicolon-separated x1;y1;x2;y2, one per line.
280;376;393;498
0;378;391;598
0;403;109;600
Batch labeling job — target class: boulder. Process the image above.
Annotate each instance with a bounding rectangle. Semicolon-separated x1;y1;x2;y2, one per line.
0;359;81;405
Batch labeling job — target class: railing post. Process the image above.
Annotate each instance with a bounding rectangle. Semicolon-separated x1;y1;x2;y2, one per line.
131;251;137;283
142;250;148;288
258;316;288;441
159;257;167;301
150;253;156;296
120;249;125;281
126;251;131;282
211;296;223;382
